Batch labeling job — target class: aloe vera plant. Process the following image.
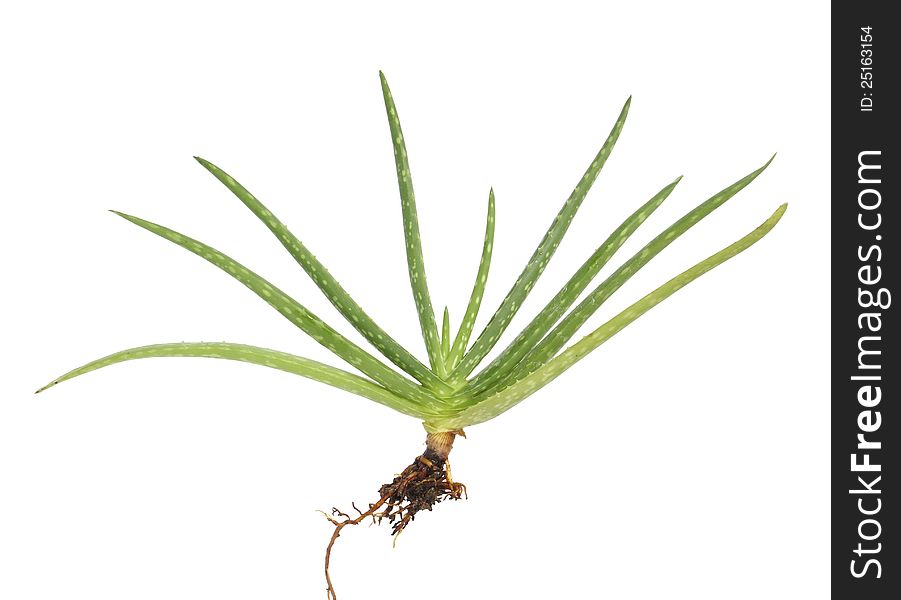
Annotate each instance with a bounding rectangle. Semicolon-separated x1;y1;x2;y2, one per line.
38;72;785;598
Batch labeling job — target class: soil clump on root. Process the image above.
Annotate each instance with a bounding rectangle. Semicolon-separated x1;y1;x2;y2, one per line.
322;431;466;599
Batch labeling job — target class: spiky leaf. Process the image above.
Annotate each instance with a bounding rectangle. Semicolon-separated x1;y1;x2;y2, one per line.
379;72;442;371
37;343;431;419
447;188;495;369
440;307;451;363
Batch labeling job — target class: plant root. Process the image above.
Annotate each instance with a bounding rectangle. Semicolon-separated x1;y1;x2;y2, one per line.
322;431;466;599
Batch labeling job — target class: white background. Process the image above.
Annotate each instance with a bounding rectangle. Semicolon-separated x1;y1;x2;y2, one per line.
1;2;829;598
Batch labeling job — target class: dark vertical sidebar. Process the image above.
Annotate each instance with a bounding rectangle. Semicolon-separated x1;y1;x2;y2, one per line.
832;3;897;598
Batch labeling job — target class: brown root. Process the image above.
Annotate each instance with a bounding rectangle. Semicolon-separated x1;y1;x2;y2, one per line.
322;431;466;599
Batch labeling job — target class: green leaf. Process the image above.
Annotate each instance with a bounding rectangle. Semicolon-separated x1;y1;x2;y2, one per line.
447;188;495;369
192;157;452;395
380;72;442;371
449;96;631;382
462;176;680;397
426;203;787;432
36;343;432;419
440;307;451;365
494;156;775;392
110;210;438;407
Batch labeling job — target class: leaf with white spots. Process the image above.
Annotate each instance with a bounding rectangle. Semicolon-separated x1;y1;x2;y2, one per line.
110;211;437;407
447;189;495;370
462;176;680;397
380;72;442;372
193;157;452;396
449;96;631;382
426;203;788;431
36;343;432;419
440;307;451;364
486;156;776;393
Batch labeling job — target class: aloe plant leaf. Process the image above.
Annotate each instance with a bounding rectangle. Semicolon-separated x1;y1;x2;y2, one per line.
192;157;452;395
36;343;432;419
462;175;681;396
447;188;495;369
449;96;632;382
440;307;451;364
491;155;775;393
110;211;437;407
425;203;787;432
379;72;442;371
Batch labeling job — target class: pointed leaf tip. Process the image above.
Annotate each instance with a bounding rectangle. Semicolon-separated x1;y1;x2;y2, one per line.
194;156;220;173
35;378;61;393
110;210;140;224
